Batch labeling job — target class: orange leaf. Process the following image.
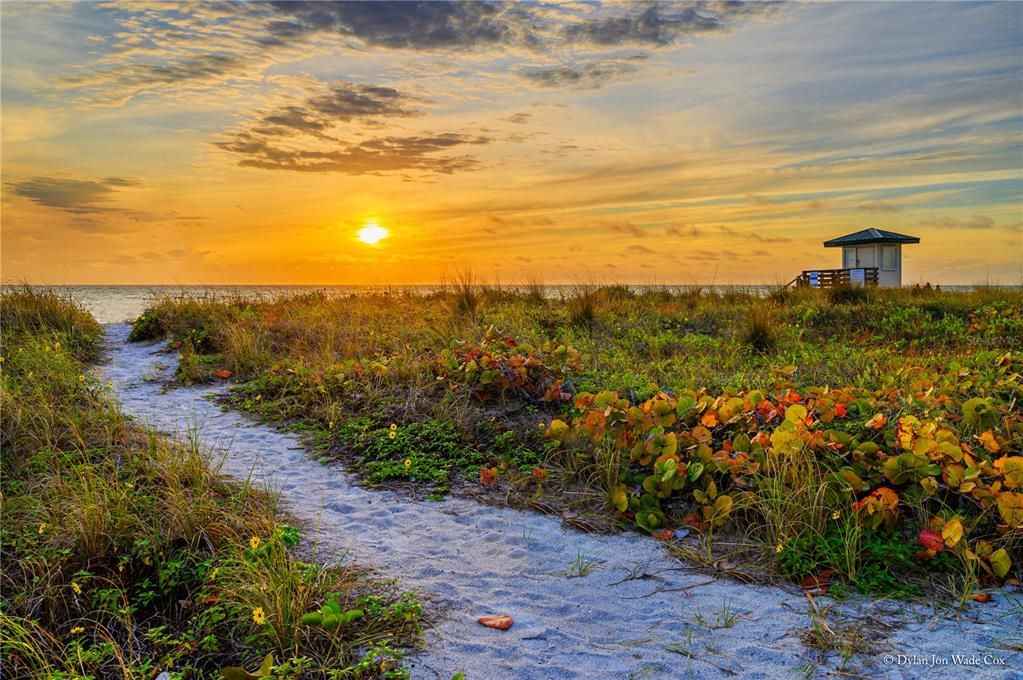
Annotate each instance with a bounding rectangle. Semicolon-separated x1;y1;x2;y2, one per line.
477;615;513;630
918;530;944;552
865;413;888;429
479;467;499;486
215;369;232;379
970;593;993;603
700;412;719;428
653;529;674;541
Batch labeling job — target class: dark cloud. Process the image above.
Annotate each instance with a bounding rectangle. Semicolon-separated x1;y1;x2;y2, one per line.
215;131;489;174
501;112;532;124
718;225;791;243
666;224;703;237
919;215;995;230
607;220;646;238
519;56;646;90
266;1;534;50
562;1;782;46
60;54;242;103
857;200;900;213
8;176;143;214
252;82;421;138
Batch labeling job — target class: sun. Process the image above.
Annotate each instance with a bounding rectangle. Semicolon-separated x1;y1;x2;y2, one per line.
357;222;389;245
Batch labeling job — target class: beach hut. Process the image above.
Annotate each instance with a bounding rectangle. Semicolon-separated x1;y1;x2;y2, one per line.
823;228;919;287
789;228;920;288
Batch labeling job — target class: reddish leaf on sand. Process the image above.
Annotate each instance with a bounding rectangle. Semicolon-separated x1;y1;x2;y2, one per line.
480;467;499;486
653;529;674;541
918;530;944;553
477;615;513;630
800;569;834;595
971;593;993;603
215;369;232;379
682;512;705;533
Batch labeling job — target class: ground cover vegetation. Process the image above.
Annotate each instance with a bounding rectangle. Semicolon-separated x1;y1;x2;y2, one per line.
0;287;425;679
128;281;1023;601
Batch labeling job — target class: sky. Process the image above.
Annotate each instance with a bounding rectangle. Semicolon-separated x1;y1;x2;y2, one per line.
1;0;1021;285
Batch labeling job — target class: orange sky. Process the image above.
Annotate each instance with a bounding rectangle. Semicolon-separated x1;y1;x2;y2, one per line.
2;1;1021;285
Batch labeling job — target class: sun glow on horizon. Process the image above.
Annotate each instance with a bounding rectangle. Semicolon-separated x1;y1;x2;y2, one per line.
357;222;389;246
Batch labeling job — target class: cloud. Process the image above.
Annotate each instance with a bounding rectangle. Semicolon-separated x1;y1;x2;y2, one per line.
59;54;243;105
918;215;995;230
251;82;421;137
746;194;778;206
857;200;900;213
562;2;782;46
626;244;656;254
519;56;646;90
666;224;703;237
717;225;791;243
607;220;646;237
8;176;143;214
215;131;489;174
501;112;532;124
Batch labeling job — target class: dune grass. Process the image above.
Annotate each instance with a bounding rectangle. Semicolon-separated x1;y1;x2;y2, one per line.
0;287;425;679
127;282;1023;600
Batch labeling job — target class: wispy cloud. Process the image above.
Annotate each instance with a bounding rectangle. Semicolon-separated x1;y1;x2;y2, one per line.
8;176;143;214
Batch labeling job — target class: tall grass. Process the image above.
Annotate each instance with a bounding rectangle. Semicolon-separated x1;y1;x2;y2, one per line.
0;288;424;678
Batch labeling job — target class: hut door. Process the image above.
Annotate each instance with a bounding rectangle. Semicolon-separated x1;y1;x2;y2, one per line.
843;248;856;269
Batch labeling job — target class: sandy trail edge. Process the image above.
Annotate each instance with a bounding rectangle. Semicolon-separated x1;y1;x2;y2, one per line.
100;324;1021;680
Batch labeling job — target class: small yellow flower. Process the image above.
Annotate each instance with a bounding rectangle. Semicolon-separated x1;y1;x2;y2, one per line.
831;510;841;520
328;420;335;430
27;371;33;378
107;380;114;389
775;543;784;554
252;607;266;625
0;356;4;363
380;662;388;672
70;626;85;635
78;374;86;383
255;394;262;401
54;342;61;350
118;564;125;573
70;581;82;595
38;523;47;534
124;482;134;489
404;458;412;469
249;535;261;549
210;567;219;579
390;423;397;430
388;430;396;440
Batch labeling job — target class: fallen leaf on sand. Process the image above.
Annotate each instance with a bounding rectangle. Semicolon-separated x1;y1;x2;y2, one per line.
800;569;834;595
215;369;232;379
477;615;513;630
971;593;993;603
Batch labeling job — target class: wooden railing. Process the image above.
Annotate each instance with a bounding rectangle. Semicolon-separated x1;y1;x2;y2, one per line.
785;267;879;289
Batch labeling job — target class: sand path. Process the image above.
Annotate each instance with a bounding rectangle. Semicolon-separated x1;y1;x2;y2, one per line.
101;324;1021;679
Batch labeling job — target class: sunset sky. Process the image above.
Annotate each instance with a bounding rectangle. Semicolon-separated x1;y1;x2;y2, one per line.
2;1;1021;285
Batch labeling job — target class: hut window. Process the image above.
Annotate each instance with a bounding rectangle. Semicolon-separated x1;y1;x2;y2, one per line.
881;245;897;271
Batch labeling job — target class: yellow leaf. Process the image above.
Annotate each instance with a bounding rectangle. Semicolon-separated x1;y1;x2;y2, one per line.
610;484;629;513
997;492;1023;528
979;431;1001;454
990;548;1011;579
941;518;964;548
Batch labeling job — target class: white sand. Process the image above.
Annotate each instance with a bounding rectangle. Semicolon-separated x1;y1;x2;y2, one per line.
102;325;1022;679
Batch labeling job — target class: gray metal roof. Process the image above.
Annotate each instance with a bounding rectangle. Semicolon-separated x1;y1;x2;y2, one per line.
823;228;920;247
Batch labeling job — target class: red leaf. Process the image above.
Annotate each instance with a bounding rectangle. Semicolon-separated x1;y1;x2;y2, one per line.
834;403;847;418
918;530;944;553
971;593;993;603
653;529;674;541
477;615;513;630
800;569;834;595
215;369;232;379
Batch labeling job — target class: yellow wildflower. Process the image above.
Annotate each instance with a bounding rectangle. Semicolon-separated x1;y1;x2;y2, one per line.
70;581;82;595
775;543;784;554
390;423;397;430
124;482;134;489
54;342;61;350
388;430;396;440
210;567;219;579
404;459;412;469
328;420;335;430
249;535;261;549
38;523;47;534
831;510;841;520
255;394;262;401
252;607;266;625
118;564;125;573
70;626;85;635
79;375;86;383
